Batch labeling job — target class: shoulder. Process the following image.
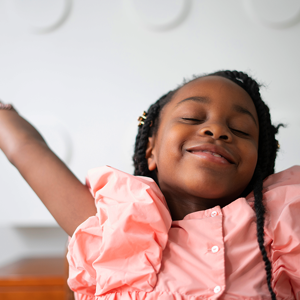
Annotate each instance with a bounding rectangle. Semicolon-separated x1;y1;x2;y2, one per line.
262;166;300;212
68;166;172;295
85;165;171;229
263;165;300;192
246;165;300;208
86;165;167;206
259;166;300;221
253;166;300;242
246;166;300;234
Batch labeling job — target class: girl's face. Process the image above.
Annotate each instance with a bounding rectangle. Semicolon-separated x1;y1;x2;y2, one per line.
146;76;259;217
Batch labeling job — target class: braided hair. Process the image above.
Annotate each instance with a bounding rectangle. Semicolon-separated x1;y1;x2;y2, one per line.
133;70;281;299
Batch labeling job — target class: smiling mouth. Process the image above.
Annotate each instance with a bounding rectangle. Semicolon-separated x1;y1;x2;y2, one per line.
200;150;223;158
188;149;234;164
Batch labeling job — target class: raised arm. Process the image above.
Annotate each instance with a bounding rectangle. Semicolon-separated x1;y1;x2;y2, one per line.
0;103;96;236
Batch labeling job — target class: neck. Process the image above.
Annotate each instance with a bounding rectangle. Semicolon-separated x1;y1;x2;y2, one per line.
161;187;234;221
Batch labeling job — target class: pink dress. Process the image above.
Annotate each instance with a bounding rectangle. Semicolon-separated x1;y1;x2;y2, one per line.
67;166;300;300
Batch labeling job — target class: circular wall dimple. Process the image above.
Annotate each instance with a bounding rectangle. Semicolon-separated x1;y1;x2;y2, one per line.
122;0;191;31
243;0;300;29
5;0;72;33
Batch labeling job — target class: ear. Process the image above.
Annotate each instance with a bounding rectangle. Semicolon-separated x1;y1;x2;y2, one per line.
145;137;157;171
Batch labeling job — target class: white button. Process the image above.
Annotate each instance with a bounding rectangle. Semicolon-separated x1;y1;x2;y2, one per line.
211;211;218;217
214;286;221;293
212;246;219;253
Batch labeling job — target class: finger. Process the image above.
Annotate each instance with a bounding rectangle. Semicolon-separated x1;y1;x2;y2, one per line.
0;103;12;109
0;102;17;112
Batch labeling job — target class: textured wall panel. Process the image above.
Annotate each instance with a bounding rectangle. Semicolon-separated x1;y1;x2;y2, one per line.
5;0;72;33
244;0;300;29
122;0;191;31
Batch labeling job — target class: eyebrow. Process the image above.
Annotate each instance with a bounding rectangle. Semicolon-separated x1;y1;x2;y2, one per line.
175;96;210;107
176;96;258;127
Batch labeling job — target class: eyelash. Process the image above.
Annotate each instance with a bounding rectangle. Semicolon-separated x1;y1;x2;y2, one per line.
182;118;202;122
231;129;249;136
182;118;250;136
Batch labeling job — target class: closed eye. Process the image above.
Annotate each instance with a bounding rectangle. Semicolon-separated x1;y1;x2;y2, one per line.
182;118;250;136
231;128;250;136
182;118;203;123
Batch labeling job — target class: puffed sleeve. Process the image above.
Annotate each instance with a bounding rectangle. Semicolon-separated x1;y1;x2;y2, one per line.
67;166;172;297
263;166;300;299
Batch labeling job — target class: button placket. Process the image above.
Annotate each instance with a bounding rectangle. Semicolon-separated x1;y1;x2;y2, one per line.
207;208;224;297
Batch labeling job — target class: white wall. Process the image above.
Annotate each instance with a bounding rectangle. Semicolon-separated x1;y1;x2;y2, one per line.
0;0;300;266
0;226;67;267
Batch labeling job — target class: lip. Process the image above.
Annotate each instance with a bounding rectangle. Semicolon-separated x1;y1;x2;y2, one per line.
185;144;236;164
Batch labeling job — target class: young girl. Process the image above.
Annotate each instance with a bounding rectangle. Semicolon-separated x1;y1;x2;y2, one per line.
0;70;299;300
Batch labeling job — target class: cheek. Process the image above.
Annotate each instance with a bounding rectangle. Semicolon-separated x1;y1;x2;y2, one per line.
241;142;258;175
159;128;185;156
155;128;187;176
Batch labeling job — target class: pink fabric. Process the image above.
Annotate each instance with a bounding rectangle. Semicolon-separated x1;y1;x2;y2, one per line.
67;166;300;300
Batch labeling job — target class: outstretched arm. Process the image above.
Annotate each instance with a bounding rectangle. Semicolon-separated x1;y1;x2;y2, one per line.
0;103;96;236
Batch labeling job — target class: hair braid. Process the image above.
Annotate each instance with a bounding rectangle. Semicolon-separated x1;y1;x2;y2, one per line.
133;70;281;298
133;91;174;180
133;102;160;177
252;167;277;300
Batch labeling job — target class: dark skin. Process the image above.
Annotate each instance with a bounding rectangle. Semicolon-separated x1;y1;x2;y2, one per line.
146;76;259;220
0;76;259;235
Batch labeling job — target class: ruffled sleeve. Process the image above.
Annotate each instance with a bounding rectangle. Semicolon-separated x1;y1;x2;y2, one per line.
263;166;300;299
67;166;172;297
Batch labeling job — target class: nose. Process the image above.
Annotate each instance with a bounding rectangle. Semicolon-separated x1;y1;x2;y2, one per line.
198;123;232;141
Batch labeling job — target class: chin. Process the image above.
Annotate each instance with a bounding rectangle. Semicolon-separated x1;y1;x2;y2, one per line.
189;183;243;202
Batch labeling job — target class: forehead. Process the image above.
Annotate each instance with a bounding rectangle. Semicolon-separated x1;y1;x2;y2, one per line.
164;76;258;119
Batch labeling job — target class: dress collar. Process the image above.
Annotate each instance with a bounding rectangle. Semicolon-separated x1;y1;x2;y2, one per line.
182;197;254;221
